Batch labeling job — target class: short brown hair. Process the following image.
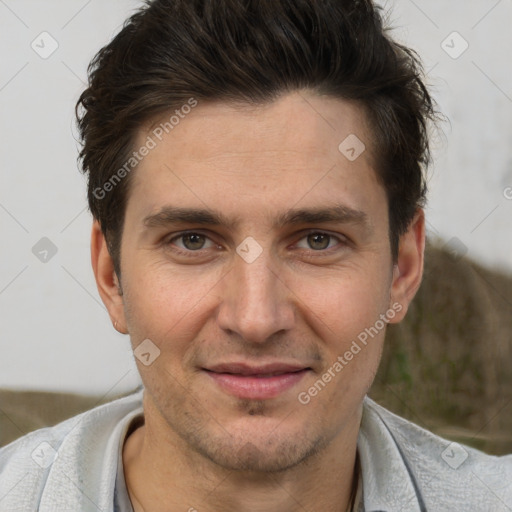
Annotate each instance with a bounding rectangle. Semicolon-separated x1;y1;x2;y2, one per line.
76;0;435;275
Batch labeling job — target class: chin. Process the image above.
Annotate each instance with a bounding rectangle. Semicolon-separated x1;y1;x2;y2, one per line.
202;439;323;473
188;418;329;473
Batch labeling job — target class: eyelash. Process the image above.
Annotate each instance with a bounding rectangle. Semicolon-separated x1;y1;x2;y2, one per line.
164;230;348;258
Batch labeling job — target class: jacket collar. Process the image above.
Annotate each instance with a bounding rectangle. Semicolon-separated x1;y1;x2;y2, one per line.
358;397;427;512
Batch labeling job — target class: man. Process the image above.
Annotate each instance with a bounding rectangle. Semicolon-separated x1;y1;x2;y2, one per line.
1;0;511;510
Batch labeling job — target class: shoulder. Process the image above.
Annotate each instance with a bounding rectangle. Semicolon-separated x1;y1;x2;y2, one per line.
360;397;512;511
0;389;143;512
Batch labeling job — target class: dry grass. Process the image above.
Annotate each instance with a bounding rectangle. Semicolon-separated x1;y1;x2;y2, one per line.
370;240;512;454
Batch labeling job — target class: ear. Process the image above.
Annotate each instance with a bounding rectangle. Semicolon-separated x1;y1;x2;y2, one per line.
388;209;425;323
91;220;128;334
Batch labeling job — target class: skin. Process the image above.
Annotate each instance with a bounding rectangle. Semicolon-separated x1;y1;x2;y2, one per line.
91;90;425;512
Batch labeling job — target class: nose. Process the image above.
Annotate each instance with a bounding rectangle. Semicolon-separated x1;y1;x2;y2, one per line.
216;248;295;344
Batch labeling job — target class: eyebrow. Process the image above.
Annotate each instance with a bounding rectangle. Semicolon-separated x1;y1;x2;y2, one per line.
143;205;369;231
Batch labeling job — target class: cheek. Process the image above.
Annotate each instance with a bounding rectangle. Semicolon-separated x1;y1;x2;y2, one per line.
296;266;391;339
121;260;223;346
291;264;391;396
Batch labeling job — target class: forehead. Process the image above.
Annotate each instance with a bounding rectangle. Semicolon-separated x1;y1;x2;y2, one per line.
143;92;374;166
126;91;384;226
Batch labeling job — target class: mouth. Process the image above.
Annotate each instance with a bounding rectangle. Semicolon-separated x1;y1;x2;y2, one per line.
202;363;311;400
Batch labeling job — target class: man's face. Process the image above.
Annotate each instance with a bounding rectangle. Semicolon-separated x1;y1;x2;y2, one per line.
107;91;409;472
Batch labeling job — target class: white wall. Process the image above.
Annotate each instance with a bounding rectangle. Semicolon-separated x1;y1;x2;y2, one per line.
382;0;512;274
1;0;511;394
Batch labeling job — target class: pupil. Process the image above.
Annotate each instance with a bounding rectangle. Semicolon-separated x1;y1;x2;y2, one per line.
184;233;204;250
309;233;329;250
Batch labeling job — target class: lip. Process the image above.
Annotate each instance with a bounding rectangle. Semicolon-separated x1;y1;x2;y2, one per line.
203;362;311;400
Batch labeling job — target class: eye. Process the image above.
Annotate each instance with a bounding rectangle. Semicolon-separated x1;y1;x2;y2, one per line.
295;231;345;252
168;232;217;252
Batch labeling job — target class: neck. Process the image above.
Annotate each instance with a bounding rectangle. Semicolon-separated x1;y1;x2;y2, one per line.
123;399;361;512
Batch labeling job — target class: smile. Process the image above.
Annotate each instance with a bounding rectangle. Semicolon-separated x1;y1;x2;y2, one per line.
203;365;311;400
